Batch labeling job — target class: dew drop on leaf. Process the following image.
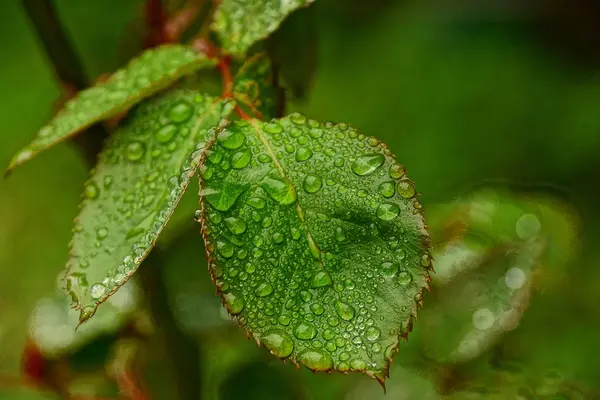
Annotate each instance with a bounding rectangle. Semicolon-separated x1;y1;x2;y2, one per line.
334;300;355;321
261;329;294;357
351;154;385;176
310;271;333;288
297;349;333;371
225;216;247;235
231;148;252;169
261;175;297;205
376;203;400;220
168;101;193;123
303;174;322;193
397;180;416;199
90;283;107;299
155;124;178;144
126;141;146;162
224;291;244;314
294;322;317;340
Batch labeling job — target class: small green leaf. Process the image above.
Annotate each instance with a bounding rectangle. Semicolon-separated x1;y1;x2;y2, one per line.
233;53;278;120
199;114;431;380
66;89;234;321
7;45;216;172
212;0;315;56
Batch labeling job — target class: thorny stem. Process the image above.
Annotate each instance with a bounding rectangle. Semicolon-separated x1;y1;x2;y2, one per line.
22;1;202;399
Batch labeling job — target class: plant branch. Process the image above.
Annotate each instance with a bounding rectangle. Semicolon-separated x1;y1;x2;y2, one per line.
22;0;107;164
23;1;203;399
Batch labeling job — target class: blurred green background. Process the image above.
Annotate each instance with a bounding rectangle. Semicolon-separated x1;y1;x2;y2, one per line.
1;0;600;398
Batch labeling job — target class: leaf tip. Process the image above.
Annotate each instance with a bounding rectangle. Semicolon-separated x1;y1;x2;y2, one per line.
77;306;97;328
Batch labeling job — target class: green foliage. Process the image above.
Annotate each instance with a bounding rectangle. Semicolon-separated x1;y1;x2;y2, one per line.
233;53;279;119
6;45;216;172
0;388;59;400
212;0;315;56
65;90;233;321
198;115;431;378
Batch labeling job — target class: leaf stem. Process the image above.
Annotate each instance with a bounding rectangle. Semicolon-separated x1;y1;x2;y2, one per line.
144;0;169;47
22;0;107;164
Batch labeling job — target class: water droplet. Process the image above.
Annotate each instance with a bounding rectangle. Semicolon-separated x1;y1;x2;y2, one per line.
382;262;398;277
218;128;245;149
372;343;382;353
96;227;109;240
247;197;266;209
126;141;146;162
335;301;355;321
420;253;431;268
217;241;234;258
204;186;245;212
310;303;325;315
84;182;100;199
296;146;313;162
261;329;294;357
303;174;322;193
193;210;202;222
103;175;113;189
389;163;405;179
294;322;317;340
169;101;192;123
351;154;385;176
231;149;252;169
261;175;297;205
376;203;400;220
397;271;412;286
505;267;526;290
516;213;541;240
90;283;107;299
378;181;395;198
290;113;307;125
472;308;495;330
255;282;274;297
397;180;416;198
155;125;177;145
224;291;244;314
297;349;333;371
365;326;381;342
310;271;333;288
350;359;367;370
225;217;247;235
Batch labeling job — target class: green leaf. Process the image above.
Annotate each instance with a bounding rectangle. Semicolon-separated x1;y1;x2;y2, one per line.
29;274;140;358
198;114;431;380
0;387;59;400
65;89;234;322
212;0;315;56
7;45;216;172
233;53;279;120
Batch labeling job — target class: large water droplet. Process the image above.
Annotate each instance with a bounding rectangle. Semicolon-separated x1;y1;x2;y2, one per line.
397;180;416;199
126;141;146;162
231;149;252;169
335;301;355;321
350;359;367;370
90;283;107;299
298;349;333;371
261;329;294;357
397;271;412;286
169;101;192;123
218;128;245;149
96;227;109;240
296;146;313;162
382;262;398;277
225;216;247;235
255;282;274;297
261;175;297;205
310;271;333;288
204;185;246;212
84;182;100;199
378;181;395;198
247;197;266;209
389;163;405;179
224;291;244;314
155;124;177;144
303;174;322;194
294;322;317;340
365;326;381;342
217;241;234;258
351;154;385;176
376;203;400;221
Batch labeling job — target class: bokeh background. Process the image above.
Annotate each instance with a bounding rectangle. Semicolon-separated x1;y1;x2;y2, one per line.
1;0;600;399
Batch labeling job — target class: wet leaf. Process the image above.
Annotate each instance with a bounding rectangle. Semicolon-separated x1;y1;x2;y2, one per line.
212;0;315;56
7;45;216;171
233;53;278;120
199;114;431;381
421;187;579;364
65;89;234;322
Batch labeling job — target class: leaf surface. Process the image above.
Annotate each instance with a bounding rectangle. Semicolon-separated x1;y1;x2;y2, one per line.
7;45;216;171
233;53;278;120
212;0;315;56
66;89;234;321
199;114;431;380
